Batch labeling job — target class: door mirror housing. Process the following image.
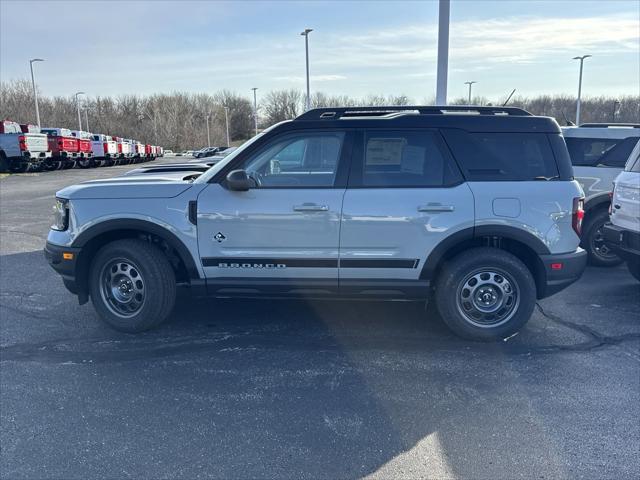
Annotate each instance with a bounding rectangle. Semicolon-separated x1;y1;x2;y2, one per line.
226;169;253;191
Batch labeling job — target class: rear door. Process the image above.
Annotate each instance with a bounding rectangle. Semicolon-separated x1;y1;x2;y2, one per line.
197;130;352;295
339;129;474;295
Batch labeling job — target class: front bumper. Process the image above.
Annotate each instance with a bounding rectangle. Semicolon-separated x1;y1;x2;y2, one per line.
538;248;587;298
44;242;81;295
603;223;640;261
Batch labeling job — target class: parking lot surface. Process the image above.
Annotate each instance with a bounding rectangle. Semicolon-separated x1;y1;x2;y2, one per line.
1;160;639;479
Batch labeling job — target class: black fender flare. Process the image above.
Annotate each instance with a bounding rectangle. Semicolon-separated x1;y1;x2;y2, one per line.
420;225;550;279
584;192;611;214
72;218;200;279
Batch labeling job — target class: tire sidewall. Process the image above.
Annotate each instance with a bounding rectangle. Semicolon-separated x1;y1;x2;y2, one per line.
89;240;175;332
582;209;622;267
436;248;536;341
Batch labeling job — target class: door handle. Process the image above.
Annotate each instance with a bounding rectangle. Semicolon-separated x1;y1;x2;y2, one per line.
293;204;329;212
418;204;455;212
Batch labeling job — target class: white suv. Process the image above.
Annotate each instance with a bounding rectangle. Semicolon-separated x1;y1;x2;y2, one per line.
604;141;640;281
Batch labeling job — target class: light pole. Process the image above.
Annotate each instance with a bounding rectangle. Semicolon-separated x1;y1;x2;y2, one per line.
573;54;591;125
84;107;90;132
435;0;450;105
612;100;620;123
29;58;44;127
224;107;230;147
251;87;258;135
74;91;85;131
300;28;313;111
464;81;477;104
206;112;211;147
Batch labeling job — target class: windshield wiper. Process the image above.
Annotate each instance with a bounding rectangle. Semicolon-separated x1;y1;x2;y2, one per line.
533;175;560;181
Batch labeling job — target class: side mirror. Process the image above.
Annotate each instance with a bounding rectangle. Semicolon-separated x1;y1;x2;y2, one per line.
226;169;253;191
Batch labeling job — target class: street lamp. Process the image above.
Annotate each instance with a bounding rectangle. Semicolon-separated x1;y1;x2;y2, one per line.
74;91;85;131
573;55;591;125
300;28;313;111
612;100;620;123
251;87;258;136
29;58;44;127
224;106;230;147
435;0;450;105
205;112;211;147
464;81;477;105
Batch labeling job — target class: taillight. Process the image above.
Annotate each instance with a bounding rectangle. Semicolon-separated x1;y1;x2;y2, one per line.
572;197;585;236
18;135;27;151
103;142;108;153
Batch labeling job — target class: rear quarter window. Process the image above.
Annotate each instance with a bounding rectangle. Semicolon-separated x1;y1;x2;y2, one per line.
442;129;559;181
564;137;620;166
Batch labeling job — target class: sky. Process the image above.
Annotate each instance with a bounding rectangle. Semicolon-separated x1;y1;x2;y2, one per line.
1;0;638;102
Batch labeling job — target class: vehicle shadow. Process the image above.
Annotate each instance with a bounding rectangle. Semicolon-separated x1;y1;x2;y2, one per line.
1;250;638;479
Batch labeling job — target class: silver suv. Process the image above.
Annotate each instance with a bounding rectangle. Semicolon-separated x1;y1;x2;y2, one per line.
45;106;587;341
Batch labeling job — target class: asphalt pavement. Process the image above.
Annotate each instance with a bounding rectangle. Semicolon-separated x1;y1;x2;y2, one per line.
1;159;639;479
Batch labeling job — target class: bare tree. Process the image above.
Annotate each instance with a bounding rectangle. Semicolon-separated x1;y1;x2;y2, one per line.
2;80;638;150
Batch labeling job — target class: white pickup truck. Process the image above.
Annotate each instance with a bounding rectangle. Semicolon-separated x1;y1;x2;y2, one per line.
0;120;50;172
91;134;118;166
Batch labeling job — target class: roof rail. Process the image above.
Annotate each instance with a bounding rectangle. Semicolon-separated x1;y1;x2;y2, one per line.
295;105;532;121
579;123;640;128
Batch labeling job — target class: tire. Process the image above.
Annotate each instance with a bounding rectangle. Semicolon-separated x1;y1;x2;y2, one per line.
628;259;640;282
89;239;176;332
435;247;537;341
582;209;623;267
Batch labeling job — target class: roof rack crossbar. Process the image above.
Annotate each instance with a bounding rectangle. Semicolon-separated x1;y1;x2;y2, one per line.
296;105;532;121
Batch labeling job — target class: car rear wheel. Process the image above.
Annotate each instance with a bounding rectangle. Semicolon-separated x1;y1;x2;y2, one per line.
89;239;176;332
435;247;536;341
582;209;623;267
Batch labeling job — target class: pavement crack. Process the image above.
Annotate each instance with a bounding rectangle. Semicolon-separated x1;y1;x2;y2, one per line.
533;303;640;353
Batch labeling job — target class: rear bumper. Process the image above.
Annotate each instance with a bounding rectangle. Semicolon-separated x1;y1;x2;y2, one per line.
603;223;640;261
538;248;587;298
44;242;81;294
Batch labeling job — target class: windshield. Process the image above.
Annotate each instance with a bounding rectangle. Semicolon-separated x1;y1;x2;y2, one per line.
194;122;288;183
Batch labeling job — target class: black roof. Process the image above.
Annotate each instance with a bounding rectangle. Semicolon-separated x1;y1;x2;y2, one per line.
287;105;561;133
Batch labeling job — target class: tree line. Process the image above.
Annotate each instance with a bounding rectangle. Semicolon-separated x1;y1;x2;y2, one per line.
1;79;638;151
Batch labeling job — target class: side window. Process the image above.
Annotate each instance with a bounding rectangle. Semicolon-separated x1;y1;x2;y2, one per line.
598;137;639;168
358;130;461;187
243;132;344;187
442;129;559;181
564;137;620;166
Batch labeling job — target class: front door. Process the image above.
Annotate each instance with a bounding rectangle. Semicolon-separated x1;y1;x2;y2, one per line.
197;130;351;295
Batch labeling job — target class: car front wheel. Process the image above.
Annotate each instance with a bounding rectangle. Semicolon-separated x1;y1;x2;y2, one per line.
435;247;536;341
89;239;176;332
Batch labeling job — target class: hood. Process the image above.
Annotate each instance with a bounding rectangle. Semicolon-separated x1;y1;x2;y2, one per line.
57;173;195;200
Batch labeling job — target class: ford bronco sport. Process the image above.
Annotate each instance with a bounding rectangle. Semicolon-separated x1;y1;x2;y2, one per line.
45;106;587;341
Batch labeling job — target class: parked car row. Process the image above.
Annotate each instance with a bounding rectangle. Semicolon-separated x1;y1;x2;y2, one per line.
0;120;164;173
562;123;640;266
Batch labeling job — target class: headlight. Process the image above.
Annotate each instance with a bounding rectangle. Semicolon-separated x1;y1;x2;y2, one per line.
51;198;69;231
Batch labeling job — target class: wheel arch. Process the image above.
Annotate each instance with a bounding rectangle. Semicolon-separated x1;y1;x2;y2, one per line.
72;219;201;298
584;192;611;215
421;226;549;298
